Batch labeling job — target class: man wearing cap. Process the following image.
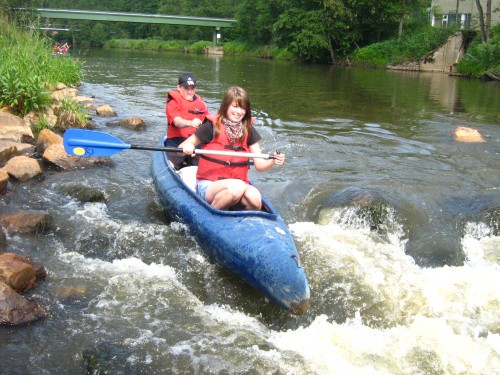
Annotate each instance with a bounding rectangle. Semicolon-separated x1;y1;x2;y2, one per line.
166;73;209;169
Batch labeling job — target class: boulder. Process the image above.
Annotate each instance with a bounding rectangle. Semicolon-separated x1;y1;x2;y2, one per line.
2;155;42;181
453;127;486;143
118;116;146;131
96;104;117;117
0;169;8;193
0;253;46;287
73;96;96;104
0;211;50;235
0;253;38;293
23;106;58;129
0;112;34;143
51;87;78;101
0;281;46;325
57;111;86;130
0;140;36;167
42;143;111;169
36;128;62;155
62;183;108;203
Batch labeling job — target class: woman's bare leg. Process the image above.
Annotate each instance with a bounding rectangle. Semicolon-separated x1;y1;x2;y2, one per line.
240;185;262;210
205;179;247;210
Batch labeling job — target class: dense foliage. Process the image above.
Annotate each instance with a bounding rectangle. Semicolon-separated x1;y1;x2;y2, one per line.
3;0;436;63
351;27;456;66
0;13;83;115
3;0;497;75
456;24;500;78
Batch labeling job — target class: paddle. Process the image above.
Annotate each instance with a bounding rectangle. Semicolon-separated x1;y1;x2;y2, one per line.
63;129;275;159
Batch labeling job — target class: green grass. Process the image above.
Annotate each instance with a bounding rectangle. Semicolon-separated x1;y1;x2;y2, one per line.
0;15;84;115
351;27;455;66
104;38;192;51
105;38;294;60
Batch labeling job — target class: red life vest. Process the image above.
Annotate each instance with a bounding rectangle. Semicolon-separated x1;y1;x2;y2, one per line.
196;114;252;183
166;90;208;139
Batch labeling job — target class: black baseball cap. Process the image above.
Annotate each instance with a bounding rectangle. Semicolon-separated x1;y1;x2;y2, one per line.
178;73;197;87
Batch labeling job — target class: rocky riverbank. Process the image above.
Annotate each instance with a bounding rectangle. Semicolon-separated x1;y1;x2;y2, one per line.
0;84;146;325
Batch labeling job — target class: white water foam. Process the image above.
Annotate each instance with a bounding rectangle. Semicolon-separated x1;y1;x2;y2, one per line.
267;217;500;374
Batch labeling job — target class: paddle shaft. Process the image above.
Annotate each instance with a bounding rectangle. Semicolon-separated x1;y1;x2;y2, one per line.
63;129;275;159
129;145;274;159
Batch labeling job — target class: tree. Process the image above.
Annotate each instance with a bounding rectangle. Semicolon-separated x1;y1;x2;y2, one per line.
273;0;359;63
90;23;108;47
236;0;281;45
475;0;492;42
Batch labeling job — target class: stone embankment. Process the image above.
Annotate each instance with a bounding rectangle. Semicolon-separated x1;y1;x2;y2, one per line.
0;83;146;325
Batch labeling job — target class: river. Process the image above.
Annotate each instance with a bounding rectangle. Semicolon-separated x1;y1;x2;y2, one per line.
1;48;499;374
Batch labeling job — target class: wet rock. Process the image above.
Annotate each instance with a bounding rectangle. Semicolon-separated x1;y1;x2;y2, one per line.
83;102;96;112
73;96;96;104
317;187;393;232
51;87;78;101
0;140;36;167
57;111;86;130
0;281;46;325
0;112;34;143
0;211;50;235
36;128;62;155
42;143;111;169
453;127;486;143
62;183;108;203
109;116;146;131
0;229;6;252
0;252;46;293
24;106;58;129
2;155;42;181
96;104;117;117
0;169;9;193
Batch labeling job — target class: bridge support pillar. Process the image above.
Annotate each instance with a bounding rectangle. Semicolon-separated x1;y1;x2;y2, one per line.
213;27;221;46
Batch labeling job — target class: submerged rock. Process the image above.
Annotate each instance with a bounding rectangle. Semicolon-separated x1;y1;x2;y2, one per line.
62;183;108;203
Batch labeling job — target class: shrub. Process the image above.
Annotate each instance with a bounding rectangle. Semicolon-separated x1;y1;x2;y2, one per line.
188;40;212;53
33;115;52;134
351;27;455;66
0;15;83;115
456;24;500;78
0;65;51;115
57;97;89;129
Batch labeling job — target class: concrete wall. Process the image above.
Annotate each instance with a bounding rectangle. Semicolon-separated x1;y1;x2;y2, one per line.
387;33;466;73
420;33;466;73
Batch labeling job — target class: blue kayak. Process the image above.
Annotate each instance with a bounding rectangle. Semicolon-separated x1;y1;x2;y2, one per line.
151;139;310;314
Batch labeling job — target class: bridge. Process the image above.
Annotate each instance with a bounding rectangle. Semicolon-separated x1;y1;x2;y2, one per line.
34;8;237;44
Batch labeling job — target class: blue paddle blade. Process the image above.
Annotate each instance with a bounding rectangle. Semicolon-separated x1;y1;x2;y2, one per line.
63;129;131;157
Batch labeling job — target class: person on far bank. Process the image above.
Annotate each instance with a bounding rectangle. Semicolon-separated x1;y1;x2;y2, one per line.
165;73;209;169
180;86;285;211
